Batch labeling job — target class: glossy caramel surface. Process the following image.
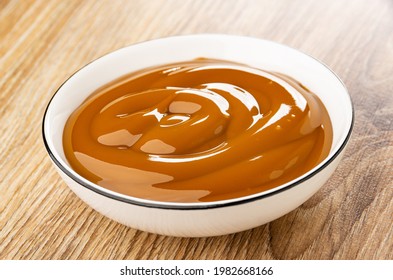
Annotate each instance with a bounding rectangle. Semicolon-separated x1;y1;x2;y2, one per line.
63;59;332;202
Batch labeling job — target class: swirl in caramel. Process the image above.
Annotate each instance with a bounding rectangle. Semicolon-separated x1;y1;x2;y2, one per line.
63;59;332;202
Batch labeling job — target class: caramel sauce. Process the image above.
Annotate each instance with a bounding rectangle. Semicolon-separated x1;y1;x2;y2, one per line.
63;59;333;202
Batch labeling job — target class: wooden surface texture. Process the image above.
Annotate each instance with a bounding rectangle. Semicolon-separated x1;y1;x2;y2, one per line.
0;0;392;260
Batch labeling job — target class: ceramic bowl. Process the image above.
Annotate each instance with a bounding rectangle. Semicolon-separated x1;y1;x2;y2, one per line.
42;34;353;237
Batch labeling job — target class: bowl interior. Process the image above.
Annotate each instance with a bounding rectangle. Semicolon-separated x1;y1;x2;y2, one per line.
43;34;353;206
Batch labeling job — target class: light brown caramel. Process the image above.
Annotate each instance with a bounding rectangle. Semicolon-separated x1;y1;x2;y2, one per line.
63;59;332;202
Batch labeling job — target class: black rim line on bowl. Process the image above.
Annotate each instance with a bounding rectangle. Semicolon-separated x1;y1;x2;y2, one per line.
41;34;355;211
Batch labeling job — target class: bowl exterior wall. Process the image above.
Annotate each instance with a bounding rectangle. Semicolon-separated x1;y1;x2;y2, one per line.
52;150;343;237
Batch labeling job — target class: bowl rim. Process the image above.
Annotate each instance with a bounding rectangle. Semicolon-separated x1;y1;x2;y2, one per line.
42;33;354;210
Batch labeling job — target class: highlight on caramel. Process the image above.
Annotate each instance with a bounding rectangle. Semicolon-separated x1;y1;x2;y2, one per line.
63;58;333;202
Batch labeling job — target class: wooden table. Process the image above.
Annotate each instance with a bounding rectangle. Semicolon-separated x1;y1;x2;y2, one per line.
1;0;392;260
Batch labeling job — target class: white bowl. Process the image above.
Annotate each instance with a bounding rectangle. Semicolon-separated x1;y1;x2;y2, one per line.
42;34;353;237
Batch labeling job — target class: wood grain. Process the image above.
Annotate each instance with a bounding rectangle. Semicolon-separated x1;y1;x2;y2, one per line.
0;0;392;260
